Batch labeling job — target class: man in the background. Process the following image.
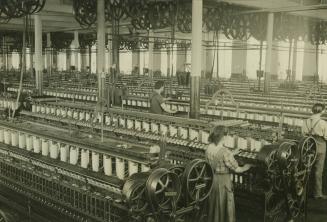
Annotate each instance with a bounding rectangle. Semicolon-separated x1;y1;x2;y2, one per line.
302;103;327;199
149;80;177;115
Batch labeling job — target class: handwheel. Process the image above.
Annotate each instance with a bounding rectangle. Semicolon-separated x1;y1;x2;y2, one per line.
146;168;181;211
182;159;213;202
298;137;317;168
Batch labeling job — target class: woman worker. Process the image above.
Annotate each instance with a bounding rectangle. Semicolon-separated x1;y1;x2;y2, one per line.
206;125;252;222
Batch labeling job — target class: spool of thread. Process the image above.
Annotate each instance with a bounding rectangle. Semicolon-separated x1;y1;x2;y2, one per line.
86;96;91;101
81;149;89;169
143;122;150;132
11;131;18;147
60;144;69;162
18;133;26;149
151;123;159;134
128;161;139;176
26;135;33;151
0;99;3;107
45;106;51;114
189;129;199;141
169;125;178;137
160;124;168;135
0;128;4;143
116;157;125;180
67;110;72;118
79;112;85;121
86;112;91;122
141;164;150;172
78;95;82;100
237;137;247;150
33;136;41;153
105;115;111;125
127;119;134;129
41;106;45;114
50;142;59;159
41;139;49;156
56;108;61;116
97;113;102;123
51;107;56;115
118;117;125;127
4;130;11;145
61;109;67;118
32;105;36;113
73;111;79;119
36;105;41;113
103;155;112;176
135;120;141;131
83;95;86;100
201;131;209;144
92;152;99;172
179;127;188;140
69;146;79;165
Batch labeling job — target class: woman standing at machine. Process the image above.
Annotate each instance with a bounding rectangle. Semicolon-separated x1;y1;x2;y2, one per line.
206;125;252;222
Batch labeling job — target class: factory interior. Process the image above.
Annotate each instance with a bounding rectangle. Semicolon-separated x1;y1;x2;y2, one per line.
0;0;327;221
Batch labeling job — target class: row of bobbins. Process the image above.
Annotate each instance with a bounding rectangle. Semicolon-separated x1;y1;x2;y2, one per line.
43;90;97;102
0;127;151;180
224;135;271;153
31;103;211;146
122;97;306;127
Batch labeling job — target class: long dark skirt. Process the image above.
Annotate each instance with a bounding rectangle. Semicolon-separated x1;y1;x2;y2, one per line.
208;173;235;222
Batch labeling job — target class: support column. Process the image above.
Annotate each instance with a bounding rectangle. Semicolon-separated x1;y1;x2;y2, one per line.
34;14;43;95
231;40;247;78
264;12;274;94
111;20;120;76
66;48;71;71
52;49;57;71
73;31;80;71
153;47;161;76
132;49;140;75
291;39;297;81
302;41;317;81
167;48;171;77
271;41;279;80
46;33;52;76
176;43;187;74
7;52;12;70
97;0;106;107
205;33;213;78
190;0;202;119
148;31;154;77
80;48;87;71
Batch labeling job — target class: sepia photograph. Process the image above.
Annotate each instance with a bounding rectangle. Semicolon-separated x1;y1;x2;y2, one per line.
0;0;326;221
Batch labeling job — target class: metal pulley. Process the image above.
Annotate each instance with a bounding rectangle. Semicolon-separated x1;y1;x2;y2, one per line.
182;159;213;203
146;168;181;211
157;162;185;178
122;172;149;213
275;140;299;172
298;136;317;169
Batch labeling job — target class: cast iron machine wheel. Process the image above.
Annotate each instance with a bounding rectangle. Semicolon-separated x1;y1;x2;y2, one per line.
182;159;214;203
123;172;150;214
146;168;181;212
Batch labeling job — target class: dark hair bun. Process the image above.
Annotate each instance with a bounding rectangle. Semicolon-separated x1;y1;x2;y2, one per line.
312;103;325;114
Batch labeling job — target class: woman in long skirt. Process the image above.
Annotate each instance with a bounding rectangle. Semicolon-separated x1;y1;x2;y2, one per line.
206;125;252;222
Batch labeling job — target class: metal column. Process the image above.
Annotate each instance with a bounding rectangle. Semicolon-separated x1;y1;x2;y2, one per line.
264;12;274;94
34;14;43;95
190;0;202;119
97;0;106;109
